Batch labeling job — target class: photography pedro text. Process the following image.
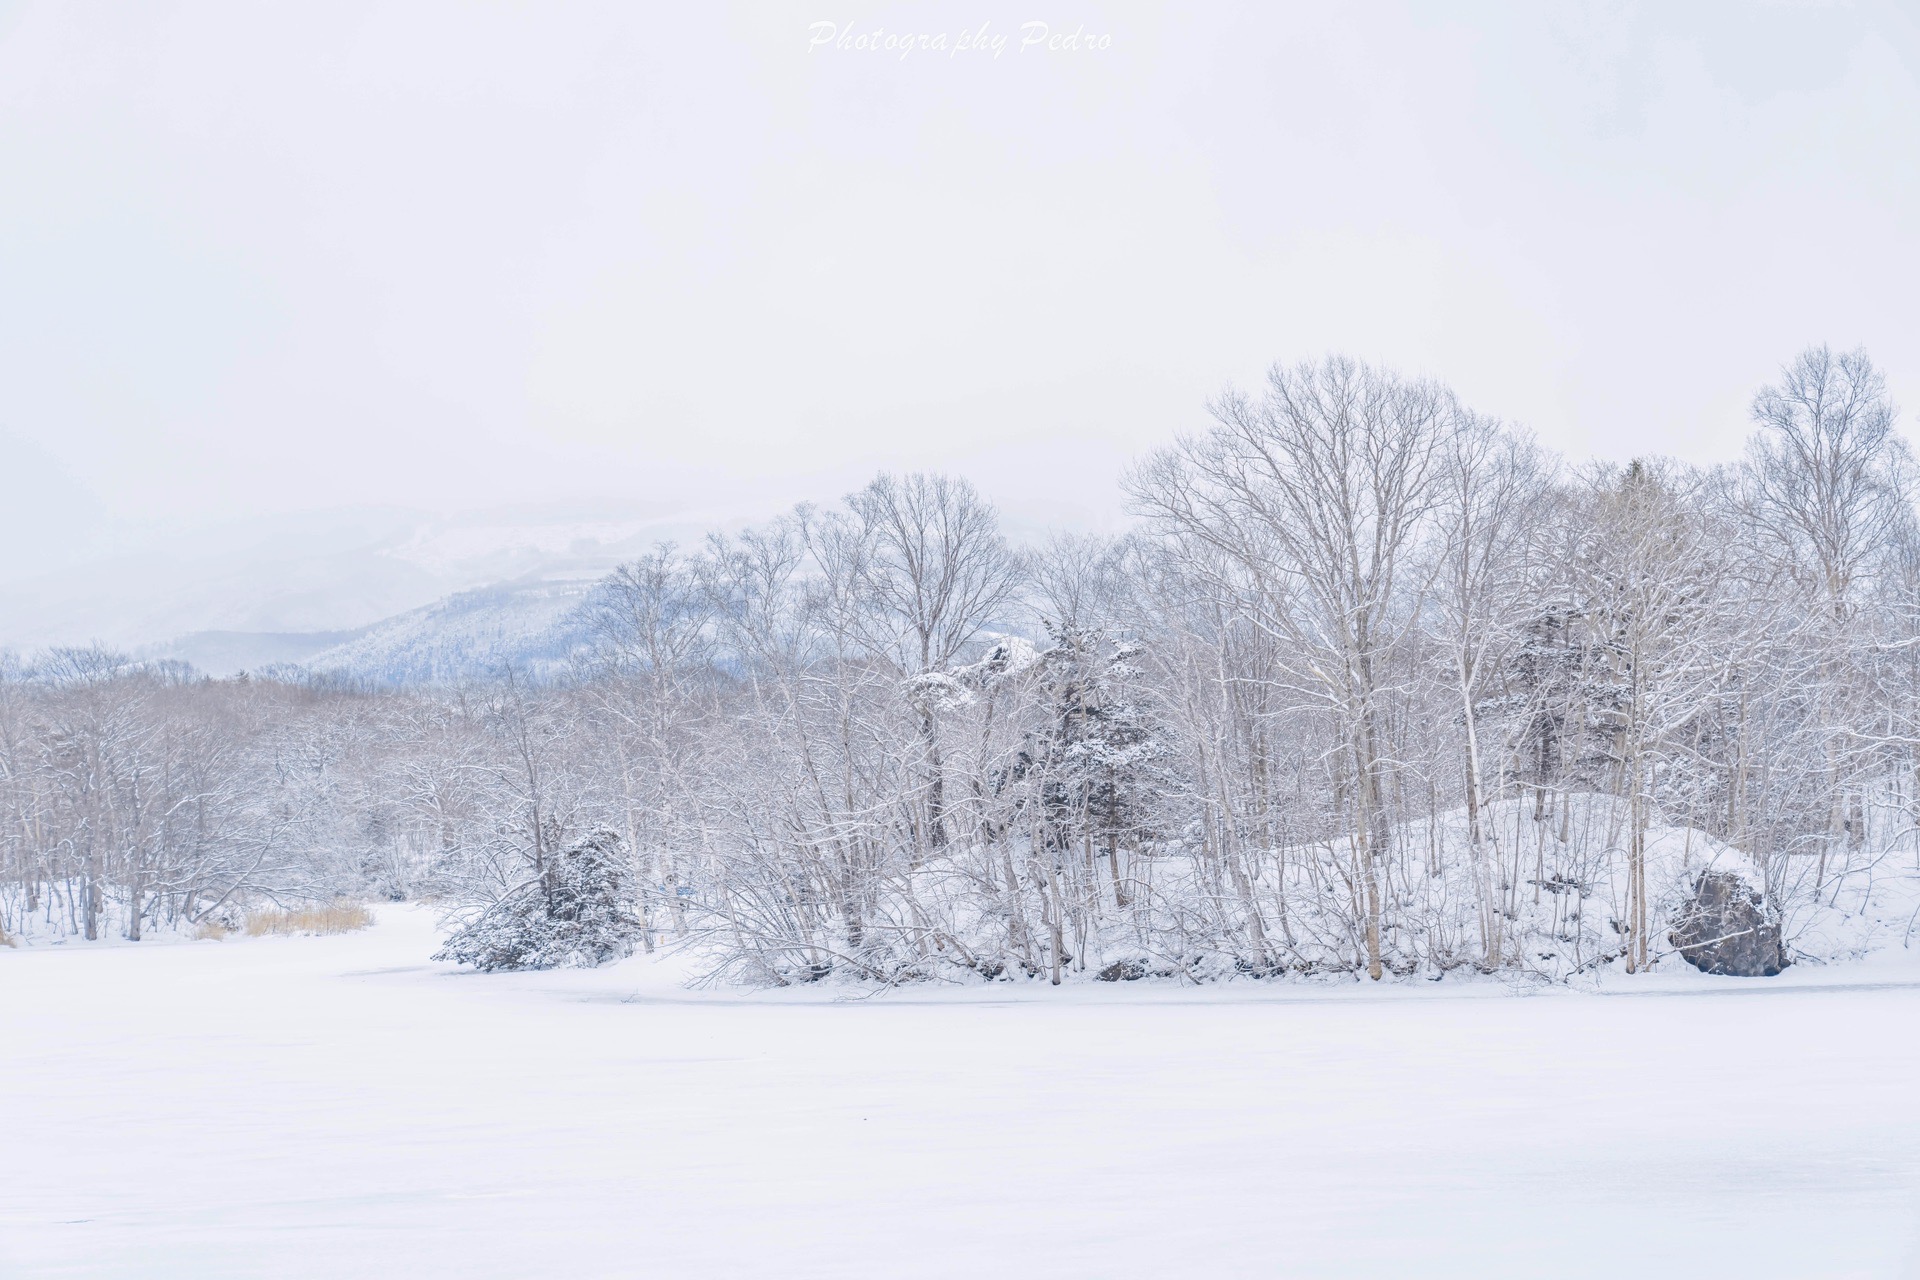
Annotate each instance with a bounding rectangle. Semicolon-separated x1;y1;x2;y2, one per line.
807;21;1112;59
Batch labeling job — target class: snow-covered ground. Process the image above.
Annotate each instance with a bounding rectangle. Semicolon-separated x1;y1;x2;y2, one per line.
5;909;1920;1279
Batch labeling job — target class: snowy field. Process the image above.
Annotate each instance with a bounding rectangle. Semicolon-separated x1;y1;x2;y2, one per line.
6;909;1920;1279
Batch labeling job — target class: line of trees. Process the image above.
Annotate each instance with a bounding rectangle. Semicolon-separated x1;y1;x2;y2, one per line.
5;347;1918;981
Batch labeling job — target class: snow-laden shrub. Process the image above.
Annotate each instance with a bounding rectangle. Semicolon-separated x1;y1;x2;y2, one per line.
434;829;642;972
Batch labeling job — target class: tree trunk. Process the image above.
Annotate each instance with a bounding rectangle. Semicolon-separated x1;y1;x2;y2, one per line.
1357;716;1387;981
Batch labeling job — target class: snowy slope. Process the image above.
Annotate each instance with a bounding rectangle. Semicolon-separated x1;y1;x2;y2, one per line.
298;577;600;686
2;907;1918;1279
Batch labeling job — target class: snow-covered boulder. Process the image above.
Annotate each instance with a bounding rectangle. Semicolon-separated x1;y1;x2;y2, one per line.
1668;870;1787;977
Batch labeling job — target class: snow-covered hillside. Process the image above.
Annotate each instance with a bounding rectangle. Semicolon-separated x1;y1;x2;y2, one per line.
296;577;601;687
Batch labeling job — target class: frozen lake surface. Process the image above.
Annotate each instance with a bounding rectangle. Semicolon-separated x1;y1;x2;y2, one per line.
5;907;1920;1278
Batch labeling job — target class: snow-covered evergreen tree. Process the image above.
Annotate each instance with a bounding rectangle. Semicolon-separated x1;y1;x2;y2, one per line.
434;829;642;971
1010;623;1170;905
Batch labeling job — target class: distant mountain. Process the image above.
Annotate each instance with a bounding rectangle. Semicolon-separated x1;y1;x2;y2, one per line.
1;501;724;655
144;628;371;678
297;577;601;686
12;493;1097;683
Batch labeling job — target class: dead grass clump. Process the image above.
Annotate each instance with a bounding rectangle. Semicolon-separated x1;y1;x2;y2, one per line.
192;920;233;941
243;903;375;937
0;927;16;949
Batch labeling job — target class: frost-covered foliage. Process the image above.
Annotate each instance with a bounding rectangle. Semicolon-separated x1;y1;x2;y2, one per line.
10;347;1920;988
0;651;366;943
434;830;641;971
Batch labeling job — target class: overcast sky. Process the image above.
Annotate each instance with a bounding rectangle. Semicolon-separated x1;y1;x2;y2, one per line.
3;0;1917;568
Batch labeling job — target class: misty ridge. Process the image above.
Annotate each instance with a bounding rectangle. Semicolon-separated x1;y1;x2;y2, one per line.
4;345;1915;986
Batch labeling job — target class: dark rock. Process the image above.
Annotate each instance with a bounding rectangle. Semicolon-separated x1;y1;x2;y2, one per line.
1097;959;1147;982
776;961;833;984
1668;871;1787;977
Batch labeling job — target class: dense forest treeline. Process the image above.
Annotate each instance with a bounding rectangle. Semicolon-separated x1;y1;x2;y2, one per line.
6;347;1919;982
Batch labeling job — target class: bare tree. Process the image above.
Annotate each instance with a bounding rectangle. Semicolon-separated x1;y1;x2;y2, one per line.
1131;355;1461;979
834;473;1025;850
579;545;717;944
1568;460;1740;971
1430;417;1554;968
1738;346;1910;891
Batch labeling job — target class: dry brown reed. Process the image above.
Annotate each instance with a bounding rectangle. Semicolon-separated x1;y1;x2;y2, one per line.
242;903;375;937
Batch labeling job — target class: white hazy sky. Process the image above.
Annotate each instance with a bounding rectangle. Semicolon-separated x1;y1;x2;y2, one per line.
3;0;1918;566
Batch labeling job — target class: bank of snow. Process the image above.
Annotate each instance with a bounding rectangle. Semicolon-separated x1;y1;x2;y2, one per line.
680;792;1920;987
5;906;1920;1279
